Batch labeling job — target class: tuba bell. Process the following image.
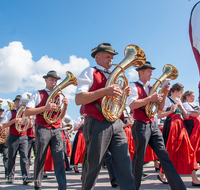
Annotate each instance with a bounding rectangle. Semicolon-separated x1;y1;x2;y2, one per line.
101;44;146;122
145;64;178;118
43;71;78;124
15;96;31;133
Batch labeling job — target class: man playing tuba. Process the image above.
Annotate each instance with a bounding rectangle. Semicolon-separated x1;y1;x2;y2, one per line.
25;70;68;190
127;61;186;190
0;105;8;180
2;95;33;185
75;43;136;190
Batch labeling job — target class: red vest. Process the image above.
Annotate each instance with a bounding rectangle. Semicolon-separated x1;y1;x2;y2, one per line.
35;90;61;129
189;2;200;87
10;110;27;136
83;67;124;122
132;82;154;123
27;126;35;138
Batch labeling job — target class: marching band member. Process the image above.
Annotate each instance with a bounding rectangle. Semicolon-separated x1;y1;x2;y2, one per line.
189;1;200;103
0;106;8;179
128;62;186;190
157;83;200;186
25;70;68;190
182;91;200;164
70;111;85;173
27;115;36;168
63;116;72;158
2;95;33;185
75;43;136;190
61;119;72;171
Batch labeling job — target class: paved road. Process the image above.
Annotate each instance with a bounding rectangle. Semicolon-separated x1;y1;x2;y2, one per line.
0;155;200;190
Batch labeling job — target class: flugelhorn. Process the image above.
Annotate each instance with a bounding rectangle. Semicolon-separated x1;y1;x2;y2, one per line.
101;44;146;122
145;64;178;118
15;96;30;133
43;71;78;124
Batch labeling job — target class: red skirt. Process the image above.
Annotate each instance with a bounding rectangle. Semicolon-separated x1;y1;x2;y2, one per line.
70;130;85;165
44;146;54;171
124;125;134;160
184;116;200;163
161;114;197;174
66;138;72;157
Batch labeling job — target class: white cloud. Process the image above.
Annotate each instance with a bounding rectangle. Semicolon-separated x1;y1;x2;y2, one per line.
127;67;138;81
0;41;90;100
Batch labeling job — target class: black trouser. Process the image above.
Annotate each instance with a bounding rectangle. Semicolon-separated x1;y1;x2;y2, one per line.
132;120;186;190
0;143;8;177
27;137;36;166
34;125;66;190
104;150;117;185
82;116;136;190
7;134;30;180
63;139;70;169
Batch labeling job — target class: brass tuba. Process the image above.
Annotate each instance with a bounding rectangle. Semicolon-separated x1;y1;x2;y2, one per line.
101;44;146;122
145;64;178;118
0;101;15;144
15;96;31;133
43;71;78;124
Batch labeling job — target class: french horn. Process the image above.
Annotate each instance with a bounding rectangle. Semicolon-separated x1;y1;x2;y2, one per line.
43;71;78;124
145;64;178;118
0;101;15;144
101;44;146;122
15;95;31;133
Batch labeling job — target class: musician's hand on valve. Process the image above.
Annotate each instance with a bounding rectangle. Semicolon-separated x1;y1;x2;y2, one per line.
150;92;163;103
106;84;123;97
45;102;57;111
125;86;131;96
15;118;22;124
62;97;69;106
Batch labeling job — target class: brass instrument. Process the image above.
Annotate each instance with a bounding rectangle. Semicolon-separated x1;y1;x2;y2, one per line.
145;64;178;118
62;124;73;131
101;44;146;122
44;71;78;124
0;101;15;144
15;97;30;133
7;101;15;110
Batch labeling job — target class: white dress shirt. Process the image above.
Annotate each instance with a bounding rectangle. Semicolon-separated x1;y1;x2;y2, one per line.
26;88;52;108
191;2;200;54
2;108;17;124
75;65;110;94
182;101;198;114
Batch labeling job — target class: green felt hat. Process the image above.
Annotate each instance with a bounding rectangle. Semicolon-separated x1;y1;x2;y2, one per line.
91;43;118;58
136;61;156;71
43;70;61;80
13;95;22;102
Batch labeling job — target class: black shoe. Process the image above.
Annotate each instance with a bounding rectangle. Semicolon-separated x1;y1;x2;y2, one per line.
141;173;149;180
74;166;80;173
157;175;169;184
111;181;119;188
43;174;48;178
66;167;72;171
192;182;200;186
23;177;34;185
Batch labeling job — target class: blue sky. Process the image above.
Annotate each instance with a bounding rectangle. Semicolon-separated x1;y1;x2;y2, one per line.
0;0;199;127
